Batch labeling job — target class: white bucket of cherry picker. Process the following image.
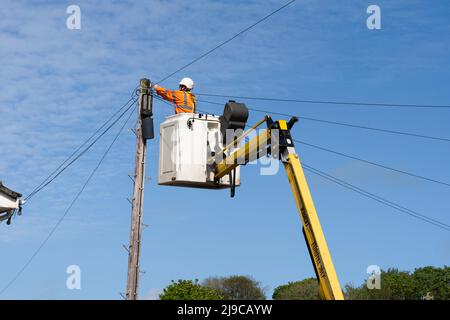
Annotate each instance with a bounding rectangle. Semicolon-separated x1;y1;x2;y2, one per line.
158;113;240;189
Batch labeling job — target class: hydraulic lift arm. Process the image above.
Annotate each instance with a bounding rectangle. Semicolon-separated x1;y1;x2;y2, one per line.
213;116;344;300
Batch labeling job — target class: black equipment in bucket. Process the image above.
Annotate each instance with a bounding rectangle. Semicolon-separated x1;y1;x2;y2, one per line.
220;100;249;144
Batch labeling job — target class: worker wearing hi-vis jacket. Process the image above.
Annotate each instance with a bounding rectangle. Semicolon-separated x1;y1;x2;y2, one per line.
152;77;196;114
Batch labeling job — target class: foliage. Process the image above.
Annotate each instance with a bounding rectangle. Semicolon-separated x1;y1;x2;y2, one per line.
345;266;450;300
159;266;449;300
345;268;414;300
203;275;266;300
159;279;224;300
412;266;450;300
272;278;320;300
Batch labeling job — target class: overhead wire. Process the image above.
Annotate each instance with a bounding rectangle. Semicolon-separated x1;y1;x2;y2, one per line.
294;139;450;188
25;97;137;202
196;98;450;143
0;102;136;296
302;163;450;232
27;88;139;202
155;0;297;84
195;92;450;109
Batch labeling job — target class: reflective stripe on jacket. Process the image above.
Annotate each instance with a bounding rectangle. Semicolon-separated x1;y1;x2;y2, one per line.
155;86;196;114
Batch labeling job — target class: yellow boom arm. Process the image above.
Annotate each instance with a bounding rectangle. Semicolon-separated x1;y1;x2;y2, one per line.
213;117;344;300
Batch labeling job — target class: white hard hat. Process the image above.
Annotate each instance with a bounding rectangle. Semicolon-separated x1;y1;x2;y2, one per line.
179;77;194;90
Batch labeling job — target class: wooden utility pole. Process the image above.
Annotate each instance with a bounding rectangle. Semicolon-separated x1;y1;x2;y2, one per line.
126;78;153;300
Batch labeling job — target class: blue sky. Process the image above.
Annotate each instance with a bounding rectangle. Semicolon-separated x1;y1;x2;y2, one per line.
1;0;449;299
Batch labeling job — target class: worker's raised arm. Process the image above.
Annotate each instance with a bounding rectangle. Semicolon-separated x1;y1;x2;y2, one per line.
153;84;175;103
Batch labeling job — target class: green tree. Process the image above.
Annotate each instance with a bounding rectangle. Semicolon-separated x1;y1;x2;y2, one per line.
159;279;224;300
412;266;450;300
272;278;320;300
203;275;266;300
345;267;450;300
346;268;415;300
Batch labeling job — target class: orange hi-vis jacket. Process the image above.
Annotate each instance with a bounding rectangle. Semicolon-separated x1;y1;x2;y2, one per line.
155;86;196;114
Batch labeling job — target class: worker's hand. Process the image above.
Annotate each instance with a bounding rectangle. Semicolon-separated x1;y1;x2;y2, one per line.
152;83;159;90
